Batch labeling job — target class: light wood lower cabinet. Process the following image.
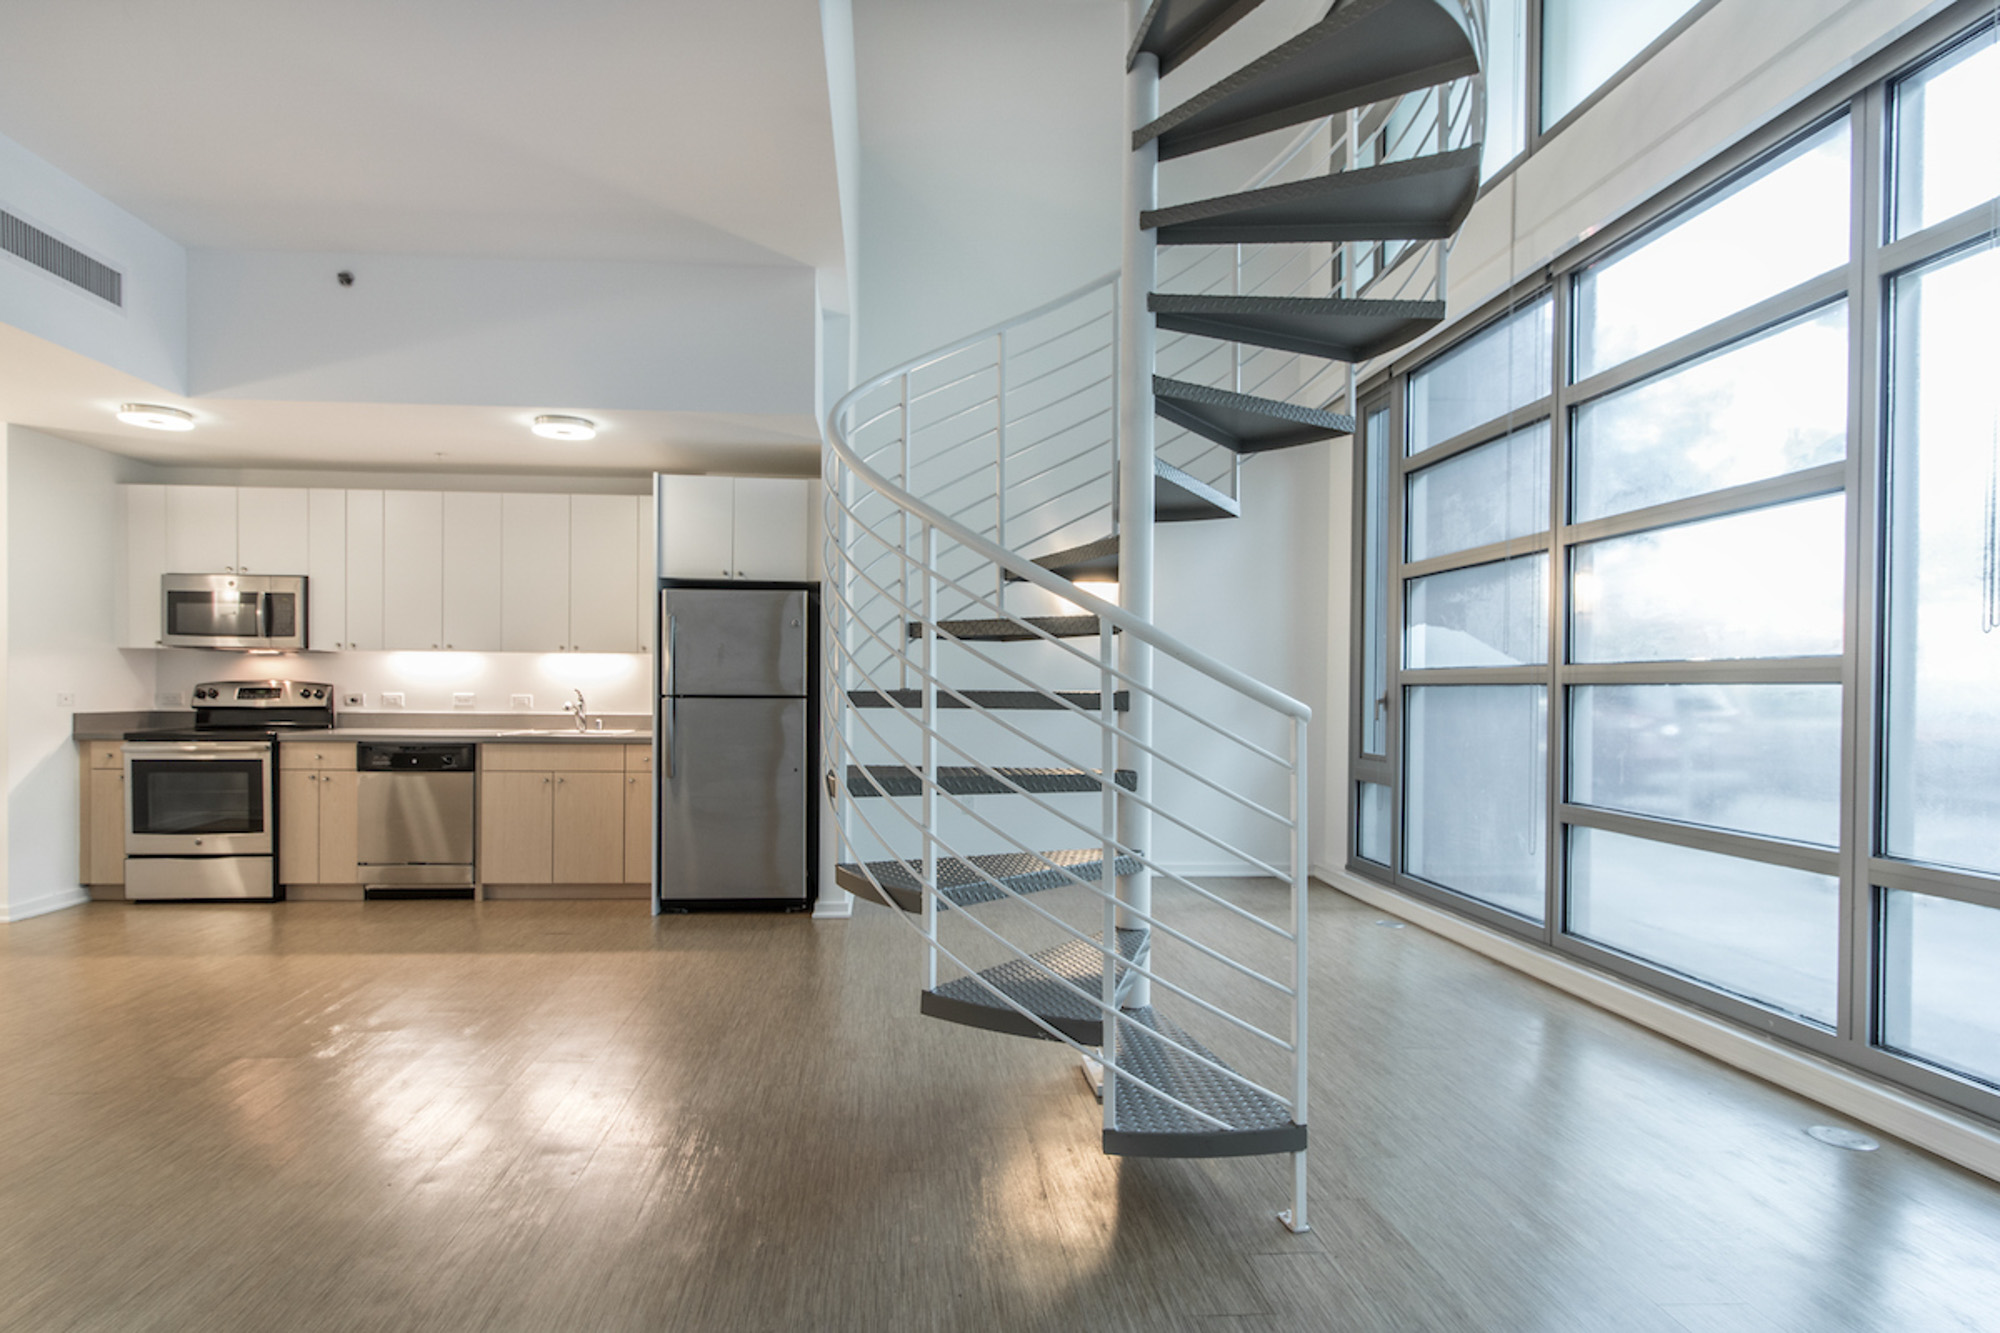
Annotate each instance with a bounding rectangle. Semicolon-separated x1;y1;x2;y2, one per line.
624;773;650;885
79;742;125;895
279;742;359;892
479;771;556;885
479;744;650;896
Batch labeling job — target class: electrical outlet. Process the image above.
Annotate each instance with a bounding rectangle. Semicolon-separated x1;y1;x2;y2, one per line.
452;692;475;709
511;694;534;710
382;691;406;708
55;692;74;708
343;692;365;708
157;690;188;708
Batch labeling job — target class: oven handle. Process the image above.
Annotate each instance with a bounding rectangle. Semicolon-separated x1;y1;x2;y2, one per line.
124;742;274;757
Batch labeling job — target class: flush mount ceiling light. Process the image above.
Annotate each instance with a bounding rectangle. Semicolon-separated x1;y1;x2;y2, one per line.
532;414;596;441
116;403;194;431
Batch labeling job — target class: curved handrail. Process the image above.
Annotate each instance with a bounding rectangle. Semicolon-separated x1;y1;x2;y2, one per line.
826;361;1310;725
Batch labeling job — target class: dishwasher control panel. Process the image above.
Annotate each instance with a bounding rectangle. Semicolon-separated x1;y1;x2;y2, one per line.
356;743;476;771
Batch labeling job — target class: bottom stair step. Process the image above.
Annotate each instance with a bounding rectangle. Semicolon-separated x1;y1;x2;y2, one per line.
1103;1005;1305;1160
921;928;1150;1044
847;765;1137;798
834;848;1142;914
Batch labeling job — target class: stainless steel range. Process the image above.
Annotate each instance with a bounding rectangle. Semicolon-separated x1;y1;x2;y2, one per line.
123;680;336;901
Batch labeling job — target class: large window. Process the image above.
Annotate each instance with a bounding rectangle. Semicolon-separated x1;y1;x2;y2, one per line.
1348;12;2000;1126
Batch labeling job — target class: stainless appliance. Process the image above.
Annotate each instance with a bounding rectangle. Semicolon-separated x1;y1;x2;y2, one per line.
355;743;477;897
656;585;816;909
123;679;336;900
161;573;307;650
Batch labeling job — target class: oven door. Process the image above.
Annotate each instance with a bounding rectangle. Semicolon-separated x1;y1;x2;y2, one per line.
124;742;274;856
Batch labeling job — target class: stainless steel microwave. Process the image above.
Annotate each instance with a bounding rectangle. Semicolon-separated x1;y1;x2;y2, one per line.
160;574;307;650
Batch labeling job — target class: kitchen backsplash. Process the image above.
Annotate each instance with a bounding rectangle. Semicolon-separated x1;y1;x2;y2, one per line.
151;648;653;716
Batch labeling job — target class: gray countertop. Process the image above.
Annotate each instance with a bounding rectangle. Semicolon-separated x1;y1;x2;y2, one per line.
74;712;652;744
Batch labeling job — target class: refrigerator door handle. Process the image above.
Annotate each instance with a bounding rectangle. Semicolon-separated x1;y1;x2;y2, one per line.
660;606;677;700
662;696;675;779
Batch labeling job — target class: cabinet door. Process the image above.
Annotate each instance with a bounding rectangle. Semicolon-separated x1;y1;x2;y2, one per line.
552;771;625;883
382;491;445;649
278;771;320;884
306;489;347;651
480;770;553;884
236;488;311;574
442;492;504;651
623;773;650;884
165;486;238;572
569;495;640;652
658;475;735;580
732;477;810;581
87;768;126;886
122;484;167;648
501;493;570;652
317;770;360;885
345;490;385;651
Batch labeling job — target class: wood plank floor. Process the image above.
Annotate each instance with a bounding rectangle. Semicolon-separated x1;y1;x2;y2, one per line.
3;884;1999;1331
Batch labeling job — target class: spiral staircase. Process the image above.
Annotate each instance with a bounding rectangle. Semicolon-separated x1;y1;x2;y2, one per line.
822;0;1486;1230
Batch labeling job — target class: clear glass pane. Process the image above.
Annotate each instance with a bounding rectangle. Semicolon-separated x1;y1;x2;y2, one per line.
1407;421;1550;561
1883;242;2000;877
1542;0;1701;128
1570;684;1843;846
1406;685;1547;920
1570;496;1845;663
1357;782;1391;865
1408;296;1552;453
1406;554;1548;668
1881;889;2000;1087
1568;827;1839;1025
1481;0;1529;179
1360;407;1391;756
1574;120;1850;379
1893;27;2000;239
1571;304;1848;522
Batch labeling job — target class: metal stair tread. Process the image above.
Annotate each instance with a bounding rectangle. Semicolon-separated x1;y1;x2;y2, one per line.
1104;1005;1307;1159
834;848;1143;913
1128;0;1270;75
847;688;1129;712
1135;0;1480;161
1149;292;1446;363
1002;535;1120;583
1153;454;1241;522
1142;147;1481;245
907;614;1116;642
1154;375;1354;454
847;765;1138;798
922;928;1150;1044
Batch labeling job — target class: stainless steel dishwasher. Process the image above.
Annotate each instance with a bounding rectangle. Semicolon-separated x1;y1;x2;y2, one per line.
355;743;477;897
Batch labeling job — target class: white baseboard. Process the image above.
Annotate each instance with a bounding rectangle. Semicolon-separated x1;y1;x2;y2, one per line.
1317;867;2000;1185
1;885;89;924
813;890;854;920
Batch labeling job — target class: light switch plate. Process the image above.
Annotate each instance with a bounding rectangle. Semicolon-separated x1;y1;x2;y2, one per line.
382;691;406;708
343;692;365;708
56;692;74;708
511;694;534;709
452;692;475;709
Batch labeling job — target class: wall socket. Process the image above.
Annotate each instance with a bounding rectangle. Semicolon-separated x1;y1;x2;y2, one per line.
511;694;534;709
56;693;74;709
381;692;406;708
156;690;188;708
343;692;366;708
452;692;476;709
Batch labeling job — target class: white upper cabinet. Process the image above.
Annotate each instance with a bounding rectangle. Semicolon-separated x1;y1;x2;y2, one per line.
657;474;811;581
381;491;444;650
345;490;385;651
164;486;239;572
306;490;347;651
501;492;569;652
122;484;167;648
442;493;504;652
235;488;310;574
569;495;641;652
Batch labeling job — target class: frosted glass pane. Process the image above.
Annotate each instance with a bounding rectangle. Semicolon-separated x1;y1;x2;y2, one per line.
1894;28;2000;238
1570;496;1845;663
1574;121;1850;379
1542;0;1701;128
1406;685;1546;920
1357;783;1391;865
1406;554;1548;668
1881;890;2000;1087
1570;684;1843;846
1481;0;1529;178
1408;297;1552;452
1883;243;2000;877
1569;828;1839;1025
1407;421;1549;561
1571;304;1848;522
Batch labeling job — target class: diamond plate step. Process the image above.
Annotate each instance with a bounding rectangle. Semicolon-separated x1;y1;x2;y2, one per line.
1143;148;1481;245
1104;1005;1307;1159
1150;293;1445;363
1003;535;1120;583
1154;376;1354;454
1153;454;1240;522
907;614;1115;642
834;848;1143;914
1135;0;1479;161
922;928;1151;1043
848;688;1129;712
847;765;1137;798
1128;0;1270;76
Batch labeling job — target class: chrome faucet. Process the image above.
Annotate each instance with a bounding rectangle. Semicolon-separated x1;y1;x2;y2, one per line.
567;688;591;733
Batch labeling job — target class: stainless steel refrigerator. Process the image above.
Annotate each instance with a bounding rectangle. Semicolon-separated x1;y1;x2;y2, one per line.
655;585;816;909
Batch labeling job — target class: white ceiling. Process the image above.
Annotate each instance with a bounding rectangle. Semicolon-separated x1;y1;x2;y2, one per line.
0;0;846;268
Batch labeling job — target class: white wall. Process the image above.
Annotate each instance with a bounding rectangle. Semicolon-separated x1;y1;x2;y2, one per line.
4;426;156;921
0;130;188;392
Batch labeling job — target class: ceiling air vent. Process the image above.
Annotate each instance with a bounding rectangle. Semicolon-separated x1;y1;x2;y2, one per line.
0;208;122;307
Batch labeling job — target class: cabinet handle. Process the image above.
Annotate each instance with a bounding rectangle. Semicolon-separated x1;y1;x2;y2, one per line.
432;644;439;650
